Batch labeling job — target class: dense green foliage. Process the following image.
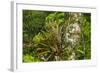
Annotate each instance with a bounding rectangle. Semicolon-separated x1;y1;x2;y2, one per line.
23;10;91;62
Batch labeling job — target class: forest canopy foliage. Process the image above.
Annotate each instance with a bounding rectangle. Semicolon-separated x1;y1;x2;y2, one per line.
23;10;91;62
